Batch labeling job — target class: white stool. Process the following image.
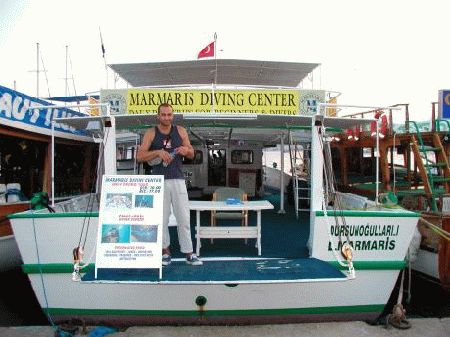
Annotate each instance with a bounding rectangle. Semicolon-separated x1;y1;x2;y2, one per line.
6;183;21;203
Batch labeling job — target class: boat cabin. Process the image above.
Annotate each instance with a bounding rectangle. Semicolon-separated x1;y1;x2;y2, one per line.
98;60;329;200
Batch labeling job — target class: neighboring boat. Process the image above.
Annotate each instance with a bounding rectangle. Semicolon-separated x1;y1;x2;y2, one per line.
9;60;420;325
328;102;450;291
0;85;98;271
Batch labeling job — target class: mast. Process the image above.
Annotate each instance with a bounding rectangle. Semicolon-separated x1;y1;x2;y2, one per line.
65;45;68;99
36;42;39;98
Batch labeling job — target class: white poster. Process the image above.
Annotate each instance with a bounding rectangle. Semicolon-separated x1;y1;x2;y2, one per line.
95;175;164;278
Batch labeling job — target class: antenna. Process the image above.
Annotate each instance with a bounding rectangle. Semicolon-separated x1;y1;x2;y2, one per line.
37;43;39;97
40;49;51;97
69;53;77;96
28;43;48;98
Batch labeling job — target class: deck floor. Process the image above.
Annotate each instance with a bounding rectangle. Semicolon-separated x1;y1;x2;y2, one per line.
82;193;345;283
82;257;346;283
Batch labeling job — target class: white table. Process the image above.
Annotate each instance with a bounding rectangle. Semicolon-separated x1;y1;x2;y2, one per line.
189;200;274;256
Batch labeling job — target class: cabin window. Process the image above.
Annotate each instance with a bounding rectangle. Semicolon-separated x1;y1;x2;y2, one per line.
117;145;136;160
0;136;46;199
231;150;254;164
54;144;96;197
208;149;226;186
362;147;373;158
182;150;203;165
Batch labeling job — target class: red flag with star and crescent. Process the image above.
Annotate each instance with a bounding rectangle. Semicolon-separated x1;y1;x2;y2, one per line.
197;41;214;59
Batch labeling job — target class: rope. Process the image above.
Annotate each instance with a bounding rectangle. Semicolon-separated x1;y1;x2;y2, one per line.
386;268;411;329
30;208;58;332
318;126;355;278
73;124;111;280
418;217;450;241
392;131;397;192
77;126;110;251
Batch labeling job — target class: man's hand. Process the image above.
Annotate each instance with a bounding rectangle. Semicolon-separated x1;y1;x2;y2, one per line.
175;146;191;157
159;149;174;165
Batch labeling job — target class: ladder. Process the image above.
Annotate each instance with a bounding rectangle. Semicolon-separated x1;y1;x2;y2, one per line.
400;121;450;211
288;131;311;218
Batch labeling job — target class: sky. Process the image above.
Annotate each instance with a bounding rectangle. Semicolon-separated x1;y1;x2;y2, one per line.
0;0;449;121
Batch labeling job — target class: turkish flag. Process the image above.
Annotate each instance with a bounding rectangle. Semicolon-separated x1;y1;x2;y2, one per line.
197;41;214;59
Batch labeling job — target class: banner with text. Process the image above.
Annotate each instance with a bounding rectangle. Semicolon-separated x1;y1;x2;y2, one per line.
101;88;325;116
95;175;164;274
0;84;88;137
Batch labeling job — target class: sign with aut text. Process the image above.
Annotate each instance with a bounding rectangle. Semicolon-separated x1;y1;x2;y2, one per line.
0;85;88;137
95;175;164;278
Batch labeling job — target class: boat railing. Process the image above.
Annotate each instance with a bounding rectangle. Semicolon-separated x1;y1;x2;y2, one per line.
435;118;450;132
53;193;99;213
332;103;409;137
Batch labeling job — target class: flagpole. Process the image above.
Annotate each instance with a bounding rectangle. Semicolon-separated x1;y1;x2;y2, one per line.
214;32;218;88
211;33;217;113
99;27;108;89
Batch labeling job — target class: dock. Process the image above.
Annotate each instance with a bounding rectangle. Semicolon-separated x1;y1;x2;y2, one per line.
0;318;449;337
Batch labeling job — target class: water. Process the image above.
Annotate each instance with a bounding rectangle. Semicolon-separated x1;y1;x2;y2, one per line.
0;267;448;327
0;267;47;326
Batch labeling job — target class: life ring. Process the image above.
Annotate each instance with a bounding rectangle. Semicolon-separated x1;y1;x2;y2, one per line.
370;111;387;138
345;125;361;141
353;124;361;141
346;128;354;140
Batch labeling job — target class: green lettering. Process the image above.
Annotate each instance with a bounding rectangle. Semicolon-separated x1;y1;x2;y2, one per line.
361;241;370;250
389;240;396;250
371;240;378;250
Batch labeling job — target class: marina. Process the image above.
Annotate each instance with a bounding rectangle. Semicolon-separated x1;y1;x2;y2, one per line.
1;1;450;334
6;60;430;326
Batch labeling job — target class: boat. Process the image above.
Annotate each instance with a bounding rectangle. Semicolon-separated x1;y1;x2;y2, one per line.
9;59;420;325
0;84;98;271
327;101;450;291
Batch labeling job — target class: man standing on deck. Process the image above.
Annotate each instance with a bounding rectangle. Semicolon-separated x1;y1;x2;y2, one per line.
137;103;202;266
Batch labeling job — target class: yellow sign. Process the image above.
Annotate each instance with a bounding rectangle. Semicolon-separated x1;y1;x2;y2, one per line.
126;89;300;115
87;96;100;116
326;96;337;117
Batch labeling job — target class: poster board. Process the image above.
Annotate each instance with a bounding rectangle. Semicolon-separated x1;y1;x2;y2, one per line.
95;175;164;279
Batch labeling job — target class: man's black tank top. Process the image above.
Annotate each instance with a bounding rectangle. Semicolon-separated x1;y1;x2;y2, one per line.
149;125;184;179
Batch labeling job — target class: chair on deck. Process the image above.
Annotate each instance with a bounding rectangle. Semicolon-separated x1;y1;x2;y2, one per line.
211;187;248;229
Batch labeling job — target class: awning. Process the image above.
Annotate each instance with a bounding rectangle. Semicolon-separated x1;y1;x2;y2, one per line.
109;59;319;88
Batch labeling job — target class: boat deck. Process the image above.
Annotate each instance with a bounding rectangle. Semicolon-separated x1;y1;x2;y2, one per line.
82;193;346;283
82;257;346;283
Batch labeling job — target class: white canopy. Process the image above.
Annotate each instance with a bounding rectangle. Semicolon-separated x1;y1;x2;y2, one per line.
109;59;319;88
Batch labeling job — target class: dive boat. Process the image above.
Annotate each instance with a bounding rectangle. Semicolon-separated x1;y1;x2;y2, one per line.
0;85;97;271
9;60;420;325
328;102;450;292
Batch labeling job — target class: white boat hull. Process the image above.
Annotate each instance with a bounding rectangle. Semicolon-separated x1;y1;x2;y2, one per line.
11;205;419;325
25;270;395;324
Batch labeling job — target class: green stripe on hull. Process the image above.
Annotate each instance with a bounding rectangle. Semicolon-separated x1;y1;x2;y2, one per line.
315;210;419;217
10;208;419;219
9;212;99;219
44;304;384;317
328;260;406;270
23;263;95;274
22;260;405;274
